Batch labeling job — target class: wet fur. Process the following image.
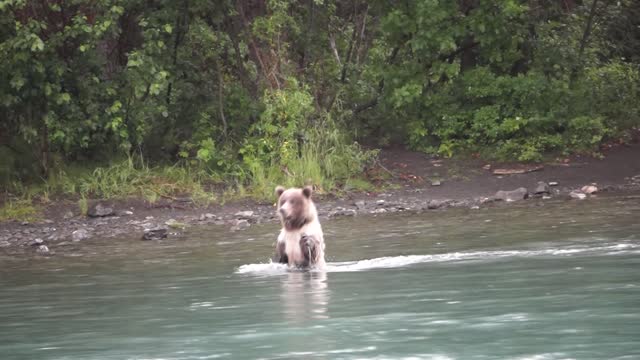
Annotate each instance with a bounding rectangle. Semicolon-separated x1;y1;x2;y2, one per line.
273;186;326;269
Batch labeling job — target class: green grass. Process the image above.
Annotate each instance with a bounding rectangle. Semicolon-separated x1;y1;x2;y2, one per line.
0;200;40;222
38;157;218;205
1;139;380;213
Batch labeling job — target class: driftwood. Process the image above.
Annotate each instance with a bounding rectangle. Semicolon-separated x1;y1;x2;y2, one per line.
492;165;544;175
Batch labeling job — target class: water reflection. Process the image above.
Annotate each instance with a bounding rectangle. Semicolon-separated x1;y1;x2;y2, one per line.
281;271;330;323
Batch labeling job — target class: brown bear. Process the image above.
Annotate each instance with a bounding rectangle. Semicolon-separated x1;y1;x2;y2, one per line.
273;185;326;269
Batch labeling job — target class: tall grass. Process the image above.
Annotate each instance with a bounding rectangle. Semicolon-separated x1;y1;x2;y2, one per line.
21;156;218;205
245;115;379;199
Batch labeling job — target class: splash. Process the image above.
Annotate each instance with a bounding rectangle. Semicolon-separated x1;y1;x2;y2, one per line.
236;241;639;275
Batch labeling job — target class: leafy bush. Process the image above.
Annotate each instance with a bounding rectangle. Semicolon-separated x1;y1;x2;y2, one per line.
239;81;378;198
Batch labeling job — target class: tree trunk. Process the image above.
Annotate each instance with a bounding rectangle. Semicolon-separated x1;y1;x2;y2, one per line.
39;110;49;178
570;0;600;88
216;60;228;140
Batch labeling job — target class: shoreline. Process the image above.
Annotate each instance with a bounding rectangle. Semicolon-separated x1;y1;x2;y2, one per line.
2;145;640;256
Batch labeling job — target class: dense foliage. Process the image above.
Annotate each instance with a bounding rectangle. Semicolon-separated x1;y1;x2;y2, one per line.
1;0;639;196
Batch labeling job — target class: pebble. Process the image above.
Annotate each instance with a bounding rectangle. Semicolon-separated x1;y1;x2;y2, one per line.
29;238;45;246
36;245;50;254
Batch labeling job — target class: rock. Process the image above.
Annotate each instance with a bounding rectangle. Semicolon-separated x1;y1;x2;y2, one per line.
87;203;115;218
425;199;451;210
29;238;45;247
376;200;386;206
354;200;366;210
71;229;89;242
63;211;74;219
230;219;250;231
549;181;559;186
199;213;217;221
36;245;50;254
371;208;387;214
21;221;29;226
581;185;598;194
234;211;254;219
494;187;529;202
569;191;587;200
43;219;54;224
329;208;357;217
534;182;550;195
431;179;442;186
165;219;187;229
142;227;168;240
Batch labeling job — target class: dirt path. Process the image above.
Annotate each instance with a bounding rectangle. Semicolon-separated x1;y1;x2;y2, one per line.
2;142;640;256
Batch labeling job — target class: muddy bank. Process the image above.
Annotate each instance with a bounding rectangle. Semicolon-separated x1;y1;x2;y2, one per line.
2;144;640;256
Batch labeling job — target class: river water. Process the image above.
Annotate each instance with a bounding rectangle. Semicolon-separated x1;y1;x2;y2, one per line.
1;194;639;359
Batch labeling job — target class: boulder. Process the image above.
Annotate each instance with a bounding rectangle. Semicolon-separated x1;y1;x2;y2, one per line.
87;203;115;218
494;187;529;202
354;200;366;211
581;185;598;194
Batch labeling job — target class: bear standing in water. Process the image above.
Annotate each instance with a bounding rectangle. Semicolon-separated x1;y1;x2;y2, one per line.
273;186;326;270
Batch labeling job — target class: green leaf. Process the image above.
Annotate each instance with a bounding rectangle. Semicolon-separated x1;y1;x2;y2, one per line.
31;37;44;52
10;75;25;90
57;93;71;104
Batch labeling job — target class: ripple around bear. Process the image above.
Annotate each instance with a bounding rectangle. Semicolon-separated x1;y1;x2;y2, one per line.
273;185;326;270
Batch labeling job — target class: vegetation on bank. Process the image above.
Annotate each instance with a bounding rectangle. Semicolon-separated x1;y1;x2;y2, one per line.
1;0;640;217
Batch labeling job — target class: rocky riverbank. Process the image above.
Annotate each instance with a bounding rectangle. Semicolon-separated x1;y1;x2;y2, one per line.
2;144;640;256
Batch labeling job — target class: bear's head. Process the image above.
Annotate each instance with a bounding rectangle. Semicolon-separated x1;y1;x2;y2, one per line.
275;185;316;230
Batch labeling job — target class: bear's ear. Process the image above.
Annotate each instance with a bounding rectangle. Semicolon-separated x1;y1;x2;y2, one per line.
302;185;313;199
275;186;285;198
